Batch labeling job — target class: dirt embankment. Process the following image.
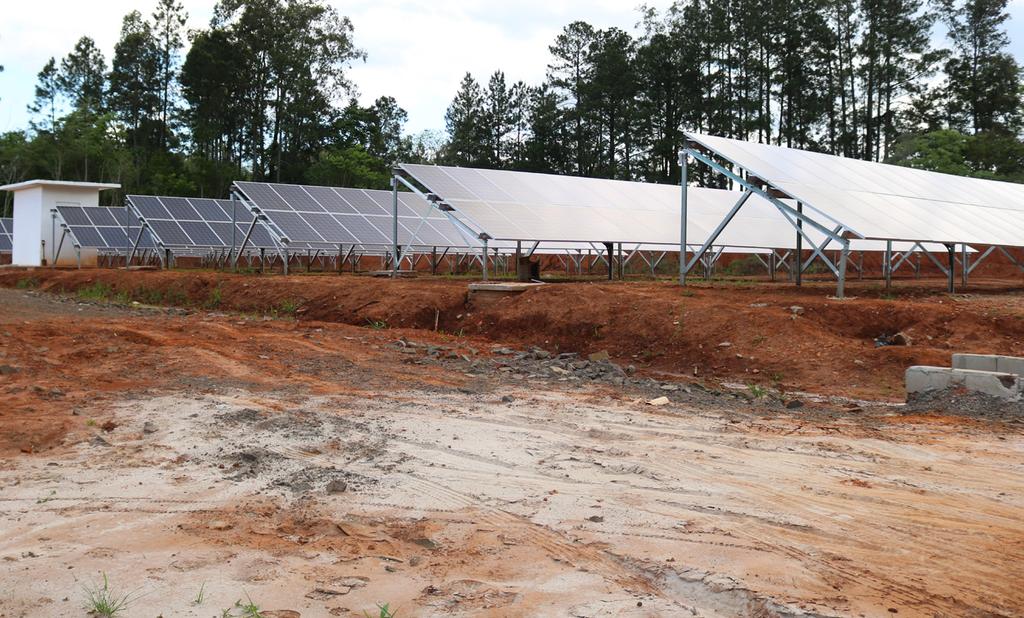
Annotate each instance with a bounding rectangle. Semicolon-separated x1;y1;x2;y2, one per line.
3;269;1024;401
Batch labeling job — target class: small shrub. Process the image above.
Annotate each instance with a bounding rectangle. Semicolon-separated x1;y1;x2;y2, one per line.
747;383;768;399
15;277;39;289
77;282;113;301
366;319;388;330
278;299;299;314
204;285;224;309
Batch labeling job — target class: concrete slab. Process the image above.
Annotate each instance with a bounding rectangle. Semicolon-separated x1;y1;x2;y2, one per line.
467;281;545;306
906;366;1023;401
952;353;1024;376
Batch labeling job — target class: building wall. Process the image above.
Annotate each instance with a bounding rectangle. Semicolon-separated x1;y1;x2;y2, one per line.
12;187;43;266
12;185;105;267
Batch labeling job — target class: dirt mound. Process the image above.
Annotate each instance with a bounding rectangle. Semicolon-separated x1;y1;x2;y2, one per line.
3;269;1024;402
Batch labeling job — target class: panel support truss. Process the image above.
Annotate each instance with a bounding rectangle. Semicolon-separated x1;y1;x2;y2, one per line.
681;144;852;298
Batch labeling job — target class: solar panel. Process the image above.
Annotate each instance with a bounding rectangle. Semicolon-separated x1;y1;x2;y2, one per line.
0;218;12;252
233;181;479;251
683;132;1024;247
54;205;148;249
125;195;278;250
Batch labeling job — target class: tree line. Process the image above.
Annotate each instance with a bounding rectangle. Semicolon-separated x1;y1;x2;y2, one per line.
0;0;1022;217
441;0;1024;185
0;0;431;211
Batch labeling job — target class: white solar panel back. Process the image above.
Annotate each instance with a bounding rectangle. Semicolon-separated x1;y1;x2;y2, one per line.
399;163;808;249
684;132;1024;247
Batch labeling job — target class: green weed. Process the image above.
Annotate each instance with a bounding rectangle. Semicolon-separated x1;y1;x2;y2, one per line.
364;603;397;618
747;383;768;399
204;285;224;309
278;299;299;314
193;581;207;606
81;572;134;617
15;277;39;289
366;318;388;330
77;282;114;301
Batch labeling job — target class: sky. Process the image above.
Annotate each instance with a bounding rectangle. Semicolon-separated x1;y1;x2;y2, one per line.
1;0;1023;136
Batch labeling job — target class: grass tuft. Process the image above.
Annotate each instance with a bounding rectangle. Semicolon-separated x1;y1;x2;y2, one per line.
364;602;397;618
81;572;134;617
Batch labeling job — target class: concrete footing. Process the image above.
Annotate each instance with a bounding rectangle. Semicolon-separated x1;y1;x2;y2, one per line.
907;354;1024;402
468;281;544;306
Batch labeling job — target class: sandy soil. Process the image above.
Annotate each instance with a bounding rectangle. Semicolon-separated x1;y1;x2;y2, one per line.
0;285;1022;617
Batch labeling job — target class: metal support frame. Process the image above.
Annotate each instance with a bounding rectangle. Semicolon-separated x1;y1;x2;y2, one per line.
945;243;955;293
678;151;688;285
683;146;852;297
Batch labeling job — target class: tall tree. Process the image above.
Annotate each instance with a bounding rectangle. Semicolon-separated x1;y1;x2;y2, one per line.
939;0;1023;133
57;37;107;113
443;73;487;166
151;0;188;149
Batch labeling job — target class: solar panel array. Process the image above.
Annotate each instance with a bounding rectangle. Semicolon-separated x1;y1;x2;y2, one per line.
54;205;154;250
684;131;1024;247
126;195;277;250
399;163;818;249
0;218;12;252
233;181;478;251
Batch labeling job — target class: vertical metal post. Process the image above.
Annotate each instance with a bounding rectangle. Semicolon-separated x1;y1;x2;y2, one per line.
431;246;437;275
230;193;238;271
859;251;865;280
284;249;289;276
795;202;803;287
961;244;969;288
260;247;265;273
946;243;955;293
481;237;489;281
604;242;614;280
678;150;688;285
884;240;892;290
617;243;624;279
769;251;776;281
391;176;399;278
50;210;56;266
836;242;850;299
124;207;131;268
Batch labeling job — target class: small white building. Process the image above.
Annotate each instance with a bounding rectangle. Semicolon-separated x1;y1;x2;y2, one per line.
0;180;120;267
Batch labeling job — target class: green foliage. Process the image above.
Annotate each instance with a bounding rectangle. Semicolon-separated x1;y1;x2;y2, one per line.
77;282;114;301
365;318;388;330
365;603;397;618
81;572;134;617
747;384;768;400
204;285;223;309
278;299;299;314
15;277;39;289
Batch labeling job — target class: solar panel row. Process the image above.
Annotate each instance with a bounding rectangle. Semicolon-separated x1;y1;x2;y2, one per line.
233;181;477;250
126;195;278;249
683;132;1024;248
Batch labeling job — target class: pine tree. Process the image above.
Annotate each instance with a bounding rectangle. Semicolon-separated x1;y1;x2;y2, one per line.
443;73;487;166
57;37;107;113
939;0;1023;133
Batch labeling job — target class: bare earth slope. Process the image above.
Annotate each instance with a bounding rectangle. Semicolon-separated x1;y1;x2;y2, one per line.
0;285;1021;616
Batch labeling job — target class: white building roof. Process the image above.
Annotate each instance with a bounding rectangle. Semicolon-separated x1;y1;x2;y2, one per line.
0;179;121;192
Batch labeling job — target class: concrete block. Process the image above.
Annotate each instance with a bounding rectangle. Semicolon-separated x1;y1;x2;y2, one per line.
952;354;1024;376
951;354;999;373
906;366;1023;401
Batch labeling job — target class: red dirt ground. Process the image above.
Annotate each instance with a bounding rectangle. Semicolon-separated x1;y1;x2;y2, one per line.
2;268;1023;410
